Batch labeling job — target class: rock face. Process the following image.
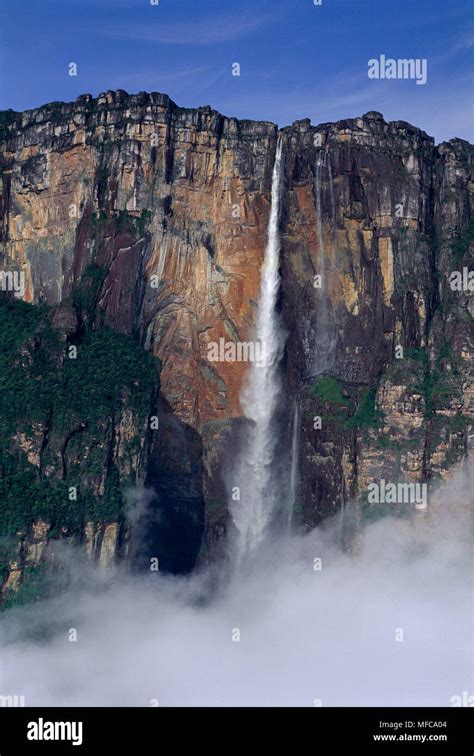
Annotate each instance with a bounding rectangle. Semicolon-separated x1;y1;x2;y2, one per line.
0;92;472;599
279;115;473;529
0;295;160;604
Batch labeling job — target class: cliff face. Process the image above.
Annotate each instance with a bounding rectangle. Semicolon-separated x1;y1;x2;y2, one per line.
0;92;472;598
0;296;160;605
279;115;473;528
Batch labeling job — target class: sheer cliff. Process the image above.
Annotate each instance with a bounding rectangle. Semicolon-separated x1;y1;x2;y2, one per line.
0;91;472;601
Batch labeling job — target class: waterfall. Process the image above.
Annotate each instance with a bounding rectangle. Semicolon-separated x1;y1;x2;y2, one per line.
288;401;300;529
315;146;336;269
230;136;284;564
339;484;345;537
312;145;337;377
327;151;336;264
315;151;324;258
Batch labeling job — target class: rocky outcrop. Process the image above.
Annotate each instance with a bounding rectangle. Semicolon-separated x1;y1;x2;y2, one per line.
0;93;472;598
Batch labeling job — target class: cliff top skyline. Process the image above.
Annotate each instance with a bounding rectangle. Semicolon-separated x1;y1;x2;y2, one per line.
1;0;472;144
3;88;472;151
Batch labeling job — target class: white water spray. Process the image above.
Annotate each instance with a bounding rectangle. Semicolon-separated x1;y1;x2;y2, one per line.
231;137;284;562
288;401;300;529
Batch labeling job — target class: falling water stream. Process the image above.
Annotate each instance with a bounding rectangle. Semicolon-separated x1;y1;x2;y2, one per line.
315;145;345;532
288;401;300;529
315;145;336;270
312;146;338;378
231;137;285;564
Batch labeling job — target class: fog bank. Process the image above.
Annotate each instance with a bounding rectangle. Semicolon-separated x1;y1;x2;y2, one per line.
0;477;472;707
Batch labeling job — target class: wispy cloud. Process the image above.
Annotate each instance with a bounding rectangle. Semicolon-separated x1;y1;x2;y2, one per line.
213;65;473;143
103;11;279;46
449;29;474;52
425;28;474;68
114;66;213;90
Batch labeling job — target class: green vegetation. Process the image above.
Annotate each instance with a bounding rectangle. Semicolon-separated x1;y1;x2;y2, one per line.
1;565;51;610
405;344;462;416
91;209;153;239
0;298;47;352
63;327;159;419
116;209;135;233
71;263;108;324
346;388;384;430
311;377;383;431
384;345;460;417
0;537;16;584
0;298;160;539
312;377;350;406
310;339;467;443
137;209;153;235
91;209;107;232
405;346;428;364
0;451;70;536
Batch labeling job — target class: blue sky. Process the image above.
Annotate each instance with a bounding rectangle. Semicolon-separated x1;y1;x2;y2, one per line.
0;0;472;143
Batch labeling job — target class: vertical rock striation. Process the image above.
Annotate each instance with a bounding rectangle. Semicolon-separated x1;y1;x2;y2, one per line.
0;93;472;597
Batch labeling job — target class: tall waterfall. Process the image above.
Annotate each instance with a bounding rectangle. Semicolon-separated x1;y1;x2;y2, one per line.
327;150;336;262
230;137;284;564
312;145;337;377
315;150;325;258
315;146;336;270
288;401;300;529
